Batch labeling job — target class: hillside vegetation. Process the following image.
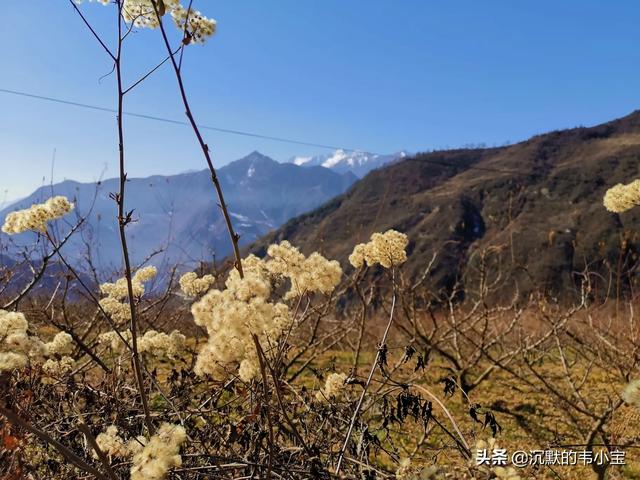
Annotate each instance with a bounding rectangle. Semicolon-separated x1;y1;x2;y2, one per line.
252;111;640;301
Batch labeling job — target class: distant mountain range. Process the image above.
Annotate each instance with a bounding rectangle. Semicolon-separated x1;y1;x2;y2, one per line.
290;150;409;178
251;111;640;301
0;151;356;277
9;110;640;303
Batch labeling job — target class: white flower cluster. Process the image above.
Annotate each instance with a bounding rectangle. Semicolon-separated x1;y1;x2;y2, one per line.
191;244;342;382
130;423;187;480
266;241;342;299
622;379;640;408
94;426;145;461
138;329;186;360
76;0;216;43
99;266;157;322
101;266;158;299
603;179;640;213
179;272;215;297
121;0;163;28
395;458;414;480
98;328;185;360
170;4;217;43
0;310;74;375
99;297;132;323
191;255;289;382
44;331;75;357
315;372;348;402
98;329;132;354
2;196;74;235
95;423;189;480
42;356;76;376
349;229;409;269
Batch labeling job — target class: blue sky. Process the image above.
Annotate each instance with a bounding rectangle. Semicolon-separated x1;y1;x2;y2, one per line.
1;1;640;203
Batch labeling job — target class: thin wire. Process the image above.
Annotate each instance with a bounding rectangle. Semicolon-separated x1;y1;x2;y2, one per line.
0;87;523;175
0;87;361;152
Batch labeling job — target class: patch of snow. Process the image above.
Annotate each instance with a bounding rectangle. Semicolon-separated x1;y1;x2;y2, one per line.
292;156;313;166
247;166;255;178
321;149;350;168
230;212;250;221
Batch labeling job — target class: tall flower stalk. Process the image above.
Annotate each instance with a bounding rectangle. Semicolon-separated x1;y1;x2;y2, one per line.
150;0;245;278
112;0;155;435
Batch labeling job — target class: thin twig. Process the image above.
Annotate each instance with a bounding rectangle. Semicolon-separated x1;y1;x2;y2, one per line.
335;272;397;475
252;335;274;480
113;0;155;435
77;422;120;480
412;384;471;456
0;405;109;480
69;0;116;61
151;0;244;278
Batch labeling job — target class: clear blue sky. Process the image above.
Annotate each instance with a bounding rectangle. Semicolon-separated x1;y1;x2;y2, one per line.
1;0;639;203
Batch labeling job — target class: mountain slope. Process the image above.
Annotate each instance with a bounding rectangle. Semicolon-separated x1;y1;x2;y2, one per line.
0;152;357;275
251;112;640;300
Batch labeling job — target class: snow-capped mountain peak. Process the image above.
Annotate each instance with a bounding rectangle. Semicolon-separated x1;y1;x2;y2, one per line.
288;149;409;178
321;149;361;168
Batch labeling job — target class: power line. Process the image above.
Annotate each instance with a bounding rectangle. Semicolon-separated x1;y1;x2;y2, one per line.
0;87;362;152
0;87;523;175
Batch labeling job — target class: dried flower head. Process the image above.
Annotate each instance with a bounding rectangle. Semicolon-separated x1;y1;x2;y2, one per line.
138;329;186;360
101;266;157;300
0;310;37;372
95;426;130;460
130;423;187;480
191;243;345;381
170;4;217;43
0;310;28;338
0;309;75;375
42;356;75;377
622;379;640;408
349;229;408;269
191;253;291;381
98;330;133;354
44;332;73;356
94;426;146;461
179;272;215;297
315;372;348;402
0;352;28;371
134;266;158;283
266;241;342;298
395;458;413;480
99;267;157;321
2;196;74;235
603;179;640;213
99;297;132;322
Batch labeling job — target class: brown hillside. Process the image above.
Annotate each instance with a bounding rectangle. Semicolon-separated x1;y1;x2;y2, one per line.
250;111;640;301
